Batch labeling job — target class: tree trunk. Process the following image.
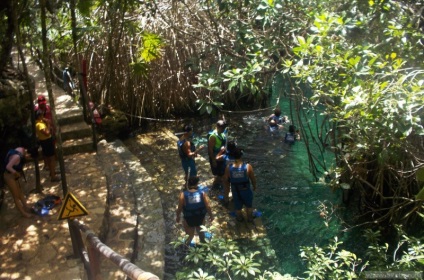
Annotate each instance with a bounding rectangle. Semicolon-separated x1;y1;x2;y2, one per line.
11;0;43;193
40;0;68;196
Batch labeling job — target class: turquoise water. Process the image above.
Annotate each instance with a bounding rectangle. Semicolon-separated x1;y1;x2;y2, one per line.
188;75;364;277
217;110;346;276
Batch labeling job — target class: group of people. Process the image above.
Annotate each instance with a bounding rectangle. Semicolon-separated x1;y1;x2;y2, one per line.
2;95;61;218
267;108;301;143
176;119;257;245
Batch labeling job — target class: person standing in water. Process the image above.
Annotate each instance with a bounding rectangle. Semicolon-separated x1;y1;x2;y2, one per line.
176;176;214;245
223;148;257;222
208;120;227;188
177;124;205;179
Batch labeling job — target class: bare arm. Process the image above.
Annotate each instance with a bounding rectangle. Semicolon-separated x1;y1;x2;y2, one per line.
183;142;205;158
203;193;214;222
208;136;217;167
176;192;185;223
223;165;230;188
247;164;257;191
6;155;20;175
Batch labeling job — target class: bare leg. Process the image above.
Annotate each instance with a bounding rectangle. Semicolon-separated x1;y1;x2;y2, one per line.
4;174;32;218
236;209;244;221
183;220;195;246
197;226;206;243
246;207;254;222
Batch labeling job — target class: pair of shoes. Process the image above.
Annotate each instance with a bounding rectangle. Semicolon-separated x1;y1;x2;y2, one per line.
51;177;61;182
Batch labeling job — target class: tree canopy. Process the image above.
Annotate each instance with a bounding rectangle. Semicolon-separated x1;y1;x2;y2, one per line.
1;0;423;226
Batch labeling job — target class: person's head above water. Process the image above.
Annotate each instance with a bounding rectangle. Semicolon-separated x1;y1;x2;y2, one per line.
274;108;281;117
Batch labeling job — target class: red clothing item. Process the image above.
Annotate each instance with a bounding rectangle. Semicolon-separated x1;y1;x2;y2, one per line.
34;104;55;136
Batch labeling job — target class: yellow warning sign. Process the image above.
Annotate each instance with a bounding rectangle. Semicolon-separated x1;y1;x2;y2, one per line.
57;192;89;220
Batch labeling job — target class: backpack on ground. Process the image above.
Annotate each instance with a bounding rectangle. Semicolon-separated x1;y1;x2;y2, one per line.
32;195;62;216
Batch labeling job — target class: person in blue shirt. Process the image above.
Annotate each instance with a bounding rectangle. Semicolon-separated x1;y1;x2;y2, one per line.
177;125;205;179
176;176;214;245
223;148;257;222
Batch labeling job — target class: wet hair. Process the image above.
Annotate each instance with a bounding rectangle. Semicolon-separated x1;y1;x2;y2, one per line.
227;140;237;153
289;125;296;133
274;108;281;117
183;124;193;133
233;147;244;159
188;176;199;188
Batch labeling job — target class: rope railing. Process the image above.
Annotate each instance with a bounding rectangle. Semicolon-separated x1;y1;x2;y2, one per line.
69;219;160;280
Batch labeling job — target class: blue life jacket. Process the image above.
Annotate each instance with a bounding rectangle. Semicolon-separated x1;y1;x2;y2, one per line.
269;115;282;127
229;163;250;190
183;190;207;217
285;132;295;144
3;149;25;173
177;139;195;159
224;152;235;167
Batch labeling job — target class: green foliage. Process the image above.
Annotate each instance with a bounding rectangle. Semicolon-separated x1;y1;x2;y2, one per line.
300;237;365;279
174;225;424;279
281;1;424;224
172;226;282;280
139;32;164;63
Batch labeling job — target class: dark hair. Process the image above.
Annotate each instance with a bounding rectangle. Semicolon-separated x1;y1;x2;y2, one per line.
233;147;244;159
227;140;237;153
183;124;193;133
289;125;296;133
188;176;199;187
274;108;281;117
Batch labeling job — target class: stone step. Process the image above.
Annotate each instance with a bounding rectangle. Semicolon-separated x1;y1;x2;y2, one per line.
62;137;94;156
60;121;93;141
57;109;86;126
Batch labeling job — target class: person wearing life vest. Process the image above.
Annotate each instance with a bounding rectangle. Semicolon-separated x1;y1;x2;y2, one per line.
176;176;214;245
177;125;205;179
284;125;297;144
3;147;33;218
223;148;257;222
267;108;285;134
208;120;227;188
